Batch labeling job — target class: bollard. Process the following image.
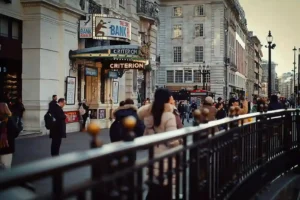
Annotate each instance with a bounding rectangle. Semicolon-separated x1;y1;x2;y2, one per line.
119;116;137;200
123;116;136;142
234;106;240;117
86;123;106;200
193;109;201;126
202;108;209;124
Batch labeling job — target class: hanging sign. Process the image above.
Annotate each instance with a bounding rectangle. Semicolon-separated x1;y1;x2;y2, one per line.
93;15;131;42
79;14;93;38
85;67;98;76
109;62;145;69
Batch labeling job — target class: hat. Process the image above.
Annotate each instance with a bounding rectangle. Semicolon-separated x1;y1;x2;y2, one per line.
205;96;213;105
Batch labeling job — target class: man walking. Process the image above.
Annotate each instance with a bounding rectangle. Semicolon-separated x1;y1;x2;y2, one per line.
49;95;57;112
50;98;66;156
184;102;190;123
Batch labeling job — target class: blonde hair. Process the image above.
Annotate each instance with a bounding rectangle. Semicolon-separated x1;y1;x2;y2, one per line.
0;103;12;116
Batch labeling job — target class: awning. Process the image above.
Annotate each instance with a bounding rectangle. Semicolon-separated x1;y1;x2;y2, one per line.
69;45;147;62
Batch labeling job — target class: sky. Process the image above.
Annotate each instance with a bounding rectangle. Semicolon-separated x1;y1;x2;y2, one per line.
239;0;300;76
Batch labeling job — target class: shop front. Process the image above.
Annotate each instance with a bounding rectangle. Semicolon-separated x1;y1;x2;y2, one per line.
69;45;147;128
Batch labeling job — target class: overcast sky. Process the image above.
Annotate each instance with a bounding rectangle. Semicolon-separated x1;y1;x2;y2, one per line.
239;0;299;76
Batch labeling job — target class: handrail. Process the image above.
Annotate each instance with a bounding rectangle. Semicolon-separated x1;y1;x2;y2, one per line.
0;109;295;189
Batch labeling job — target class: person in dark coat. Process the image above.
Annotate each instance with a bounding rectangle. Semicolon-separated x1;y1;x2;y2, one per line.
49;98;66;156
0;103;20;168
48;94;57;112
268;95;283;111
78;99;89;131
109;98;145;142
11;97;25;131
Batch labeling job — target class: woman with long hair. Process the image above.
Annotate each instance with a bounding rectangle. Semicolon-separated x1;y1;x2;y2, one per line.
138;88;180;200
0;103;20;168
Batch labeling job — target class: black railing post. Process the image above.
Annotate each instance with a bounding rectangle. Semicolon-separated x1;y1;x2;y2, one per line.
87;123;109;200
189;109;210;200
296;109;300;148
283;110;293;151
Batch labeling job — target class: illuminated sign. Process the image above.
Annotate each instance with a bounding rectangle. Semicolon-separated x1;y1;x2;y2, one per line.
93;15;131;42
109;63;145;69
110;48;138;55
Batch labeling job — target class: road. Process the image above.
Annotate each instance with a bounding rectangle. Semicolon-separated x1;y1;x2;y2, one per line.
9;120;194;196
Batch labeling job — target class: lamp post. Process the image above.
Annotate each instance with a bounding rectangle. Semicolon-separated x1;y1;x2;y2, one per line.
293;47;297;108
266;31;276;99
199;61;210;90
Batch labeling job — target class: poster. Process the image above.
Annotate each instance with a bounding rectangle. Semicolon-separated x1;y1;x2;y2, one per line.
66;76;76;105
79;14;92;38
93;15;131;42
65;111;79;123
98;109;106;119
112;81;119;104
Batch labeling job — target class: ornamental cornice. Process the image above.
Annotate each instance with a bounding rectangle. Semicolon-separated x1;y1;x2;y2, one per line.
21;0;85;19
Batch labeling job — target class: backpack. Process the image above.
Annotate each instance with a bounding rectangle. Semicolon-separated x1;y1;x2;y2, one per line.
79;105;86;116
44;112;54;130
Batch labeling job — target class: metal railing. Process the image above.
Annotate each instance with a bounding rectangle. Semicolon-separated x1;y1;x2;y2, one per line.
0;109;300;200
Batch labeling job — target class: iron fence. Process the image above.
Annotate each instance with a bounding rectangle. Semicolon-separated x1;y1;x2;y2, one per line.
0;109;300;200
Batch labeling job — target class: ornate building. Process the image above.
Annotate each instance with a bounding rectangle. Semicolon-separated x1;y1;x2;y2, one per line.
0;0;159;133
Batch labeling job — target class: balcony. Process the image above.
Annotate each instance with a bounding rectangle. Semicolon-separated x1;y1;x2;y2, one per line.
230;63;238;72
137;0;159;22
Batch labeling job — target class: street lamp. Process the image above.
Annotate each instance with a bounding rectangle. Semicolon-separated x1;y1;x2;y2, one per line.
199;61;210;90
293;47;297;108
266;31;276;99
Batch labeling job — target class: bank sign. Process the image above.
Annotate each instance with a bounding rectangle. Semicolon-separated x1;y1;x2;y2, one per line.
93;15;131;42
79;14;92;38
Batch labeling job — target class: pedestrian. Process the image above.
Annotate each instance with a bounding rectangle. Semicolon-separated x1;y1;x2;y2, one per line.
268;95;283;111
48;94;57;112
49;98;66;156
78;99;89;132
137;88;181;200
11;97;25;131
170;96;183;129
190;100;197;112
109;98;145;143
177;101;185;125
184;101;190;123
0;103;20;168
199;96;218;123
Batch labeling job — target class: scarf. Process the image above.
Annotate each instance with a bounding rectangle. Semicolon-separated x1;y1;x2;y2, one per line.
0;114;10;149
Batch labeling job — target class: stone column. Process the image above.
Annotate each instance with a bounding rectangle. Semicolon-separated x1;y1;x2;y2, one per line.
21;2;81;132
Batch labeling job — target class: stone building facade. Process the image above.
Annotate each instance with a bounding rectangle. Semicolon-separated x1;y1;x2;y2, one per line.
0;0;158;133
156;0;248;100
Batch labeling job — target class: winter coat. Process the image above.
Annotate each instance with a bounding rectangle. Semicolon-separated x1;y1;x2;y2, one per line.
268;102;283;111
198;104;219;133
11;102;25;117
49;104;66;139
173;107;183;129
110;105;145;142
137;103;180;185
216;109;226;120
184;104;191;113
78;103;89;118
48;100;57;112
0;117;20;155
137;103;180;154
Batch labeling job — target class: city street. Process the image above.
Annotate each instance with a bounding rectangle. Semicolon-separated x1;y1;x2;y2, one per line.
10;120;194;195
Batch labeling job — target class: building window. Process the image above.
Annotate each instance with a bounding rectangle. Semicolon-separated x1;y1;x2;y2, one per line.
184;70;192;82
195;46;204;62
173;7;183;17
173;24;182;38
194;24;204;37
0;17;9;37
175;70;183;83
12;21;19;40
166;70;174;83
173;47;182;62
119;0;125;8
195;5;204;16
194;70;202;82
